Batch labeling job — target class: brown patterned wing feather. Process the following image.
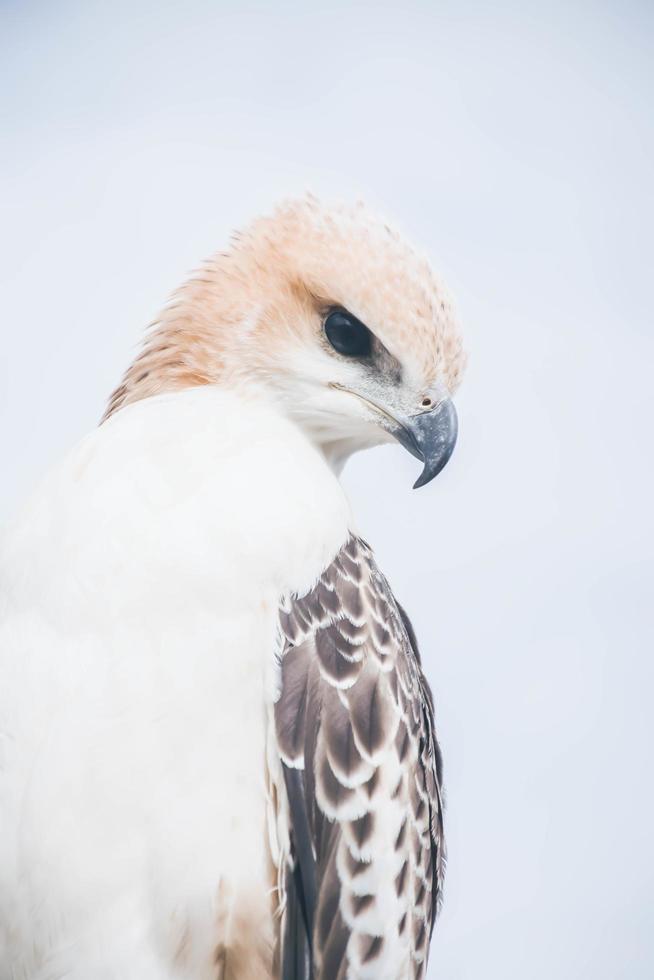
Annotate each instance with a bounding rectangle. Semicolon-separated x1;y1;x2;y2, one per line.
275;536;445;980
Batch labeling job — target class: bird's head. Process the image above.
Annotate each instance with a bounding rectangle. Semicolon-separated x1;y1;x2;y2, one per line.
106;196;466;487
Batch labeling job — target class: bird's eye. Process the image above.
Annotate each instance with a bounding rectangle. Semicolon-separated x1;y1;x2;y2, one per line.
324;309;372;358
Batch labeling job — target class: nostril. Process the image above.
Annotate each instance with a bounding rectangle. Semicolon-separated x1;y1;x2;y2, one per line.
421;396;433;409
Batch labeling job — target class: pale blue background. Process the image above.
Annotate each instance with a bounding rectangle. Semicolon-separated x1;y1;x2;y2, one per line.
1;2;653;977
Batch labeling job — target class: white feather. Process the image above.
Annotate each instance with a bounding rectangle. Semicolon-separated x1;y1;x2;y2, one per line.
0;386;351;979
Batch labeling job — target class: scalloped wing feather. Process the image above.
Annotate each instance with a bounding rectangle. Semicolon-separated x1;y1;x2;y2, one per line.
275;536;445;980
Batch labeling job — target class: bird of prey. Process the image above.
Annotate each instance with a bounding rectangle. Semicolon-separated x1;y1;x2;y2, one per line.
0;197;465;980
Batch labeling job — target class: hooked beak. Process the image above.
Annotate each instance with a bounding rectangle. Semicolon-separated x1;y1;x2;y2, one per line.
329;383;458;488
390;398;458;489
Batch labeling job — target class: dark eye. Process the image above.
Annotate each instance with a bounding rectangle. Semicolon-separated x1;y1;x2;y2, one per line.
324;309;372;357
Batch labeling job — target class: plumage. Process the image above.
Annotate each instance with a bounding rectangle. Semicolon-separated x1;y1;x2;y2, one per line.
0;196;464;979
275;537;445;979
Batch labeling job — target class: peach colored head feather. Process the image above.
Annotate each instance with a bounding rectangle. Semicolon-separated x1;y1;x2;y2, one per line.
103;196;465;421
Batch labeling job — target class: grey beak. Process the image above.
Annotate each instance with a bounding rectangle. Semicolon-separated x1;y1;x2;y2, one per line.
392;399;458;489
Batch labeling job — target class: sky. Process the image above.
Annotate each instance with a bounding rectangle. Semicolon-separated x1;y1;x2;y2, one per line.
1;1;653;976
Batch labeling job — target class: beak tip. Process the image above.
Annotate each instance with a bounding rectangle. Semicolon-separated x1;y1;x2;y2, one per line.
411;453;453;490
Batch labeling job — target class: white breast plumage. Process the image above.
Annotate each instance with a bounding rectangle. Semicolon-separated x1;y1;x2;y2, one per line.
0;387;351;979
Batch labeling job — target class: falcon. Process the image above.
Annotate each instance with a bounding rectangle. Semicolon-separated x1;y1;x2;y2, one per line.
0;197;465;979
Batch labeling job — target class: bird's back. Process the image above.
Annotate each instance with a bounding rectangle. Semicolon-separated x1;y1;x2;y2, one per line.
0;387;351;979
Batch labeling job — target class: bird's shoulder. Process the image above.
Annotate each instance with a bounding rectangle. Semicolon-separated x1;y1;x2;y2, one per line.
1;387;353;617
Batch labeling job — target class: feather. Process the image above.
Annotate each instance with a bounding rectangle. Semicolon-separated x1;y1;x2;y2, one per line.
275;535;445;979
